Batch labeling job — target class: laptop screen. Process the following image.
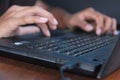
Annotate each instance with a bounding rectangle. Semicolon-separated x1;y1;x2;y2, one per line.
43;0;120;21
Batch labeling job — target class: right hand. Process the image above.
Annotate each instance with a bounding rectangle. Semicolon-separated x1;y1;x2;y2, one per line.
0;5;58;38
66;8;118;35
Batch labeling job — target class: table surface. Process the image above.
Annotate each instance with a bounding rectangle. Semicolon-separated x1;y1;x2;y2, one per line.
0;56;120;80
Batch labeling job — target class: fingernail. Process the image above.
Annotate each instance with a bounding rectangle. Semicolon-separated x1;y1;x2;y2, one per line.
52;26;57;30
53;18;58;25
114;31;119;35
39;17;48;23
85;24;94;31
96;29;102;36
46;30;51;37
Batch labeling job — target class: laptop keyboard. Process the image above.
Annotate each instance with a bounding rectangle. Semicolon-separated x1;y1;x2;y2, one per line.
18;32;115;57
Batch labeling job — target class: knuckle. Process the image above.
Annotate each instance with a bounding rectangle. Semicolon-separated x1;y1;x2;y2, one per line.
8;5;20;12
86;7;95;12
112;18;117;28
95;13;103;20
23;17;29;23
7;18;17;26
47;13;54;19
98;15;103;20
104;16;111;22
93;15;101;21
35;16;40;20
106;18;111;23
10;5;19;9
33;6;40;11
34;16;40;22
107;18;112;22
104;15;109;19
112;18;116;22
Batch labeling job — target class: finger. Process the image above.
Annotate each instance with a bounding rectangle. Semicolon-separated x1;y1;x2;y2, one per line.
92;12;104;35
111;18;118;35
15;16;48;26
48;18;58;30
83;11;104;35
75;19;94;32
39;17;48;23
103;16;112;34
37;23;51;37
16;26;40;36
14;6;58;30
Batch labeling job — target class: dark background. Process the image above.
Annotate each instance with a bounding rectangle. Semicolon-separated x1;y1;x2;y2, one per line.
43;0;120;21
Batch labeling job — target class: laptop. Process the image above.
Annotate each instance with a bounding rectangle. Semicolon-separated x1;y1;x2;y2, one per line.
0;0;120;79
0;28;120;79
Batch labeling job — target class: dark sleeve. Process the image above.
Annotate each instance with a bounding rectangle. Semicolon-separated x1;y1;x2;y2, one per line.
42;0;120;19
10;0;36;6
0;0;36;16
42;0;85;13
0;0;10;16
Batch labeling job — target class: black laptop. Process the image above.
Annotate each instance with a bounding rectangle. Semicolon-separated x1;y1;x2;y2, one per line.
0;0;120;80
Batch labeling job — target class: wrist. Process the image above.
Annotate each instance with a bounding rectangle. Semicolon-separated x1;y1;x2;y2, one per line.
50;7;72;29
63;12;73;29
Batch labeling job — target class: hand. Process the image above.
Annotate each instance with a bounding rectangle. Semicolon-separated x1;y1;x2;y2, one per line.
0;5;58;38
66;8;118;35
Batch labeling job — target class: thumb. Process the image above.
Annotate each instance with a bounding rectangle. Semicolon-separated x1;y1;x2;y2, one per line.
15;26;40;36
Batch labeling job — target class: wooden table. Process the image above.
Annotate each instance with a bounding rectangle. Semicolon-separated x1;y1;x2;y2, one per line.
0;56;119;80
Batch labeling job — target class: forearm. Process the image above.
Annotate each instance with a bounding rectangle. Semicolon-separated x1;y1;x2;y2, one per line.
35;0;71;29
50;7;71;29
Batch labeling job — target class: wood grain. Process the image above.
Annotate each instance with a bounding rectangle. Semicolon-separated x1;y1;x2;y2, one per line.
0;56;119;80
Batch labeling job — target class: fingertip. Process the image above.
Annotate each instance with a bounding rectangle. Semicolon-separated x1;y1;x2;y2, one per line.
52;26;57;30
53;18;58;25
113;30;119;35
96;29;102;36
85;24;94;32
48;24;57;30
50;18;58;30
45;30;51;37
48;19;58;30
39;17;48;23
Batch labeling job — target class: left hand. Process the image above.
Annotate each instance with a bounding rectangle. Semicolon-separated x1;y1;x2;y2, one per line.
0;5;58;38
66;8;118;35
